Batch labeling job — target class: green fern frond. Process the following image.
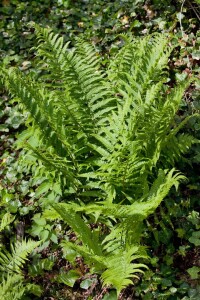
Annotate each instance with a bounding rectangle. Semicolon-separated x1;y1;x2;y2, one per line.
108;33;171;94
51;203;103;256
163;133;199;165
101;246;148;296
1;26;198;294
61;240;105;273
34;25;115;124
0;213;15;232
0;240;40;274
0;274;25;300
60;169;185;220
119;169;186;219
102;220;143;253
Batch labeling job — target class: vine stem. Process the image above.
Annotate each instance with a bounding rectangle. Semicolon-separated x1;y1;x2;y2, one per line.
180;0;186;38
180;0;192;69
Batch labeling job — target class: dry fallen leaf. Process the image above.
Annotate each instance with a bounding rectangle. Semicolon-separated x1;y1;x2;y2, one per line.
121;16;129;25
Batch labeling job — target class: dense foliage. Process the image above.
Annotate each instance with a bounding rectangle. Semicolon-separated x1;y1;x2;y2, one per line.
0;1;200;299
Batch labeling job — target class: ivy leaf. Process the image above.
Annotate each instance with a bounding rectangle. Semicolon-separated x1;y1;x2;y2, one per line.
80;278;96;290
50;232;58;244
187;211;199;226
57;270;80;287
192;51;200;60
102;290;117;300
40;229;50;241
33;217;46;226
30;225;44;236
187;266;200;280
175;72;188;82
0;124;9;132
188;231;200;246
176;12;185;21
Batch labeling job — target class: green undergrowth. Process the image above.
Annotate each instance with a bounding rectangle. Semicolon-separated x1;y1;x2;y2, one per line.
0;1;200;299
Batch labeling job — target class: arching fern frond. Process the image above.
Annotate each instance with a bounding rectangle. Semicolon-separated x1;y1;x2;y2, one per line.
0;240;40;274
101;246;148;296
34;25;116;125
0;274;25;300
0;213;15;232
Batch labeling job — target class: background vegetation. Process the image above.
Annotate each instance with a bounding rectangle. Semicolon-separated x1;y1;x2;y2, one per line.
0;0;200;299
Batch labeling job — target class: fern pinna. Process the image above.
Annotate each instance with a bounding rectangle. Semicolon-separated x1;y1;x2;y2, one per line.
0;239;40;299
1;25;198;295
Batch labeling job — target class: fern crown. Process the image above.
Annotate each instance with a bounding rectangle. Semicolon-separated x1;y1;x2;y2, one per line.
1;25;198;295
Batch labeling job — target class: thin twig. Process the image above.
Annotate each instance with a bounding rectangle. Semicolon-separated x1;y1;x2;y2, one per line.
179;0;192;69
186;0;200;21
180;0;186;38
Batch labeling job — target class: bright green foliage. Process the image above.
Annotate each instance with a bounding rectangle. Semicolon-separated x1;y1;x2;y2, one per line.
0;273;43;300
1;25;198;295
0;213;15;232
0;240;40;300
0;274;26;300
0;240;40;274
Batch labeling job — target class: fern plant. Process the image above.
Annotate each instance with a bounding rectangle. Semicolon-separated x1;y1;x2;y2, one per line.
0;274;26;300
1;25;198;295
0;239;40;300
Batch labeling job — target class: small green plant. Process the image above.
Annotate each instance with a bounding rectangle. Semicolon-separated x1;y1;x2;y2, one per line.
1;25;198;296
0;239;41;299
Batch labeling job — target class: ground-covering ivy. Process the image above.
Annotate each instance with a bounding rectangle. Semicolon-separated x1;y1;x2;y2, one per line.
0;0;200;299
